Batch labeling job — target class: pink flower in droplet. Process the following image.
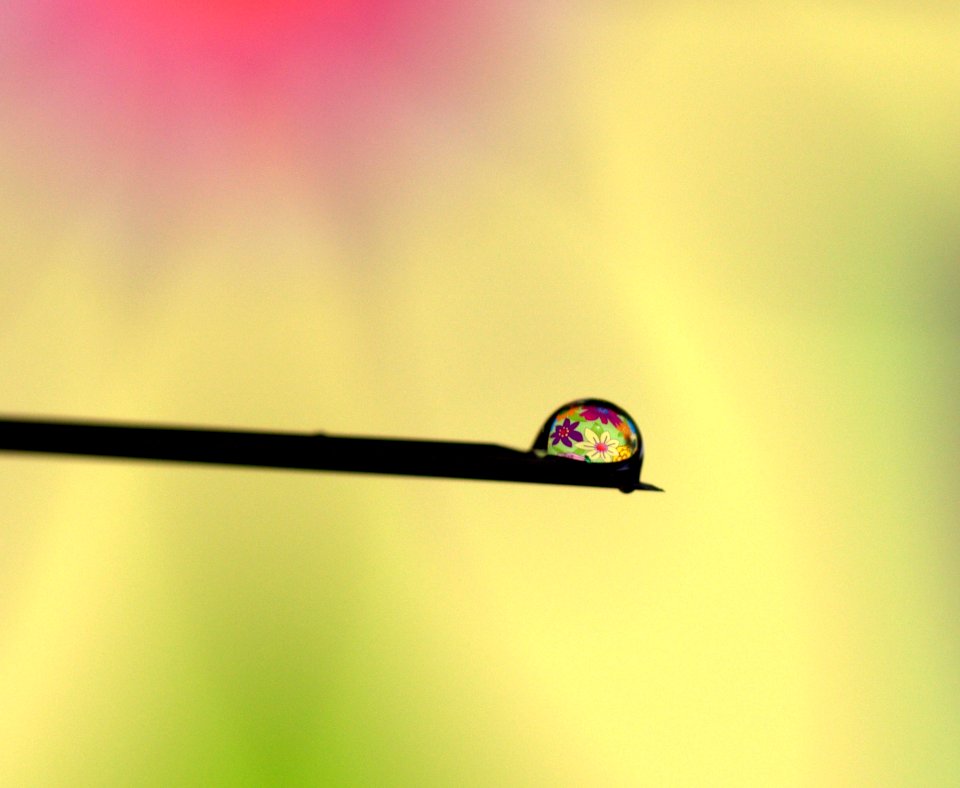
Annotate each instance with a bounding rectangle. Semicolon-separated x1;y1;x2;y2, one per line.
580;405;622;427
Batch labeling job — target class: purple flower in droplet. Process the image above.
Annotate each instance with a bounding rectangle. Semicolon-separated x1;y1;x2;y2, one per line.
550;418;584;448
580;405;622;427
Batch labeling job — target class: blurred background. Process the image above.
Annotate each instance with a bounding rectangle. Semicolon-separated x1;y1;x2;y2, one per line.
1;1;958;784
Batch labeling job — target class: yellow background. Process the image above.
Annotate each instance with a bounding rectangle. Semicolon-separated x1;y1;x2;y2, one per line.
2;3;959;784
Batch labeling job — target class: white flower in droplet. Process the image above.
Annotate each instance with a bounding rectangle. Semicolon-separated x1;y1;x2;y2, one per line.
577;429;620;462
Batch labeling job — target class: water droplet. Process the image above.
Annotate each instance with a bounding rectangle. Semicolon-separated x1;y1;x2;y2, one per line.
541;398;641;463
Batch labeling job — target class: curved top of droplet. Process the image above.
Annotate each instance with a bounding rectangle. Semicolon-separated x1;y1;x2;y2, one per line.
532;398;643;464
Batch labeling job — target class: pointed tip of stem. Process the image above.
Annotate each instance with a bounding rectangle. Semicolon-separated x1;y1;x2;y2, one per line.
637;482;664;492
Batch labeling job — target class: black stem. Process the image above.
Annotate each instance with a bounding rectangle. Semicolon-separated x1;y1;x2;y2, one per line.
0;417;661;492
